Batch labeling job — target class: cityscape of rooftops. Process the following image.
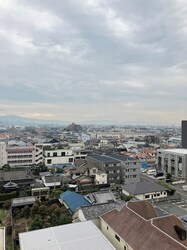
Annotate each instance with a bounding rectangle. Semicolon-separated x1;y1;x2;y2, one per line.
1;1;187;250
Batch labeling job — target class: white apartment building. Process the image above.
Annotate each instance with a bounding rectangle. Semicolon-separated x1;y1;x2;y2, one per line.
157;148;187;180
68;142;91;160
43;148;74;167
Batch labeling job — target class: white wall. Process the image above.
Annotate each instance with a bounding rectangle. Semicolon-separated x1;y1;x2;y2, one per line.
95;173;107;184
0;142;7;167
122;189;167;200
101;219;132;250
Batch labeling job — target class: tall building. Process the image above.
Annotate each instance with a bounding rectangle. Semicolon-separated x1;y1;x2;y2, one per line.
182;120;187;148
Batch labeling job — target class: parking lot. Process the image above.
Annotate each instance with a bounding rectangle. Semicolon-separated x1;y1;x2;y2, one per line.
155;199;187;217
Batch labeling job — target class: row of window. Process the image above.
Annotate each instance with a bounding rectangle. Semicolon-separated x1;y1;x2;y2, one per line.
145;191;167;199
8;160;32;163
47;158;74;164
8;155;32;159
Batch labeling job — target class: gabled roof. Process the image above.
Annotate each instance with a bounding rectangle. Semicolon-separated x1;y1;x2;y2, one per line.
153;215;187;246
122;181;167;195
101;200;187;250
128;200;157;220
59;191;91;213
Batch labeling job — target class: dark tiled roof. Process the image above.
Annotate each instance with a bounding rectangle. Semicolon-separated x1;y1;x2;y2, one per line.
127;200;157;220
101;201;187;250
107;154;137;161
88;154;120;163
87;191;116;204
79;201;125;220
153;215;187;247
0;169;33;181
122;181;167;195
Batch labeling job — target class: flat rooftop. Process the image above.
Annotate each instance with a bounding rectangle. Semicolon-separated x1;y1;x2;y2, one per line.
19;221;116;250
12;197;36;207
159;149;187;154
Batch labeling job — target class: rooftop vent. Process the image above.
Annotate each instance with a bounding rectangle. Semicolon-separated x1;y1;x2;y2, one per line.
174;225;187;241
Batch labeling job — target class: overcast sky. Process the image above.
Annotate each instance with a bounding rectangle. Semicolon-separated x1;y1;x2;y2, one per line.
0;0;187;124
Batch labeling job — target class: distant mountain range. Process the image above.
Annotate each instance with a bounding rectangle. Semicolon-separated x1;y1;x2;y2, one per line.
0;115;179;127
0;115;68;126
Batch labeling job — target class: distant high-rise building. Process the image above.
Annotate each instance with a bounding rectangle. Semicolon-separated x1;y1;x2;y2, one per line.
182;120;187;148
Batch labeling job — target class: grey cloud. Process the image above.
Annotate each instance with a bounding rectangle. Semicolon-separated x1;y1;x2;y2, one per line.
0;0;187;123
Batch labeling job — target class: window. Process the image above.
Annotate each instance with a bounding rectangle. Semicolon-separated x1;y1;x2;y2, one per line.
157;193;160;197
124;246;127;250
47;153;50;157
115;234;120;242
145;195;150;199
107;226;108;230
61;152;65;156
47;159;52;164
69;158;73;163
53;152;57;157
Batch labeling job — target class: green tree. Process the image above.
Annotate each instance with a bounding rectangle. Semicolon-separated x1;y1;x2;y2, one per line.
20;205;30;218
31;203;39;216
38;205;48;217
49;189;62;199
30;215;43;230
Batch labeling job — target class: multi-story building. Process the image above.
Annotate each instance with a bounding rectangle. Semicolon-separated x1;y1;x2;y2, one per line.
87;155;122;184
6;146;35;167
43;148;74;167
157;149;187;180
106;154;140;184
69;142;91;160
182;120;187;149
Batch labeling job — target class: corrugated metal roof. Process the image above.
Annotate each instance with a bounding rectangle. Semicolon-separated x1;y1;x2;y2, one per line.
19;221;116;250
59;191;91;213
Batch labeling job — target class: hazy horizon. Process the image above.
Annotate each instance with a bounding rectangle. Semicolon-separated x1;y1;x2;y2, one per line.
0;0;187;124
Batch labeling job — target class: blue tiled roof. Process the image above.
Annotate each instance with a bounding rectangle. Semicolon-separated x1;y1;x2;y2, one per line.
59;191;91;213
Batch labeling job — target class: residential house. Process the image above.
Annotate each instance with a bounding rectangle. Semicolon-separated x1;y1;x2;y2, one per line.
73;201;125;228
59;190;91;214
100;200;187;250
122;181;168;200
